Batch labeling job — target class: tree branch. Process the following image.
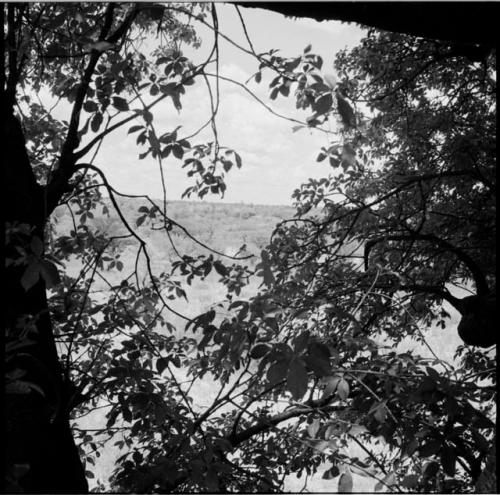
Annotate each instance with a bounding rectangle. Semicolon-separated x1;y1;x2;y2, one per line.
364;233;489;297
227;393;337;447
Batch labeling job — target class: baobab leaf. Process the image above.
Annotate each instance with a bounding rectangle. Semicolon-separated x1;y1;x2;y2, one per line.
267;360;288;385
402;474;419;488
322;467;339;480
307;418;320;438
338;471;353;493
30;236;44;257
90;112;103;133
83;100;98;113
336;94;356;128
250;344;271;359
322;375;340;398
423;461;440;479
40;259;61;288
88;41;114;53
112;96;129;112
128;125;143;134
20;263;41;291
336;378;350;400
156;357;169;374
419;439;441;457
314;92;333;115
374;472;396;492
324;73;337;89
287;358;308;400
441;445;456;477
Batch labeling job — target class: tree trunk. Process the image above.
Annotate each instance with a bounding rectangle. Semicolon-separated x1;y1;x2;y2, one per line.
4;110;88;493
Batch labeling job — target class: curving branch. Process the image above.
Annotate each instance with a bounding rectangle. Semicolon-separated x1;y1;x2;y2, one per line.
364;233;490;297
227;392;337;447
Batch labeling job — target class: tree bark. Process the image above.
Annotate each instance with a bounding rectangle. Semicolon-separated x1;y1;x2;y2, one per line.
4;109;88;493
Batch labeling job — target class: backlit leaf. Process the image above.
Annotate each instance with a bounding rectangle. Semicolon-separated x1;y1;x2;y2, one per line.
307;419;320;438
336;378;349;400
338;470;353;493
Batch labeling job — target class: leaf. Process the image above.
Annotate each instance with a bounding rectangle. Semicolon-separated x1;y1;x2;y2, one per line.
336;94;356;128
128;125;143;134
136;215;146;227
404;437;419;456
172;144;184;159
336;378;349;400
423;461;440;479
322;375;340;398
307;419;320;438
341;143;357;168
85;470;95;479
250;344;271;359
112;96;129;112
419;439;441;457
39;260;61;288
426;366;441;382
83;100;98;113
329;156;340;168
267;360;288;385
90;112;103;133
338;470;353;493
324;73;337;89
287;358;308;400
304;44;312;54
87;41;114;53
402;474;419;489
30;236;44;257
293;330;309;353
156;357;169;374
374;403;387;423
441;445;456;477
142;109;153;124
213;261;228;276
314;92;333;114
350;460;377;478
322;465;340;480
374;472;396;492
21;263;41;291
317;152;327;162
348;424;368;437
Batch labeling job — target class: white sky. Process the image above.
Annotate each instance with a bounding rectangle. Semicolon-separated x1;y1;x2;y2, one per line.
44;4;367;206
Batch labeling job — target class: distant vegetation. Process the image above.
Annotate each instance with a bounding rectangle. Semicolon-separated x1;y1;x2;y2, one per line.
53;198;296;265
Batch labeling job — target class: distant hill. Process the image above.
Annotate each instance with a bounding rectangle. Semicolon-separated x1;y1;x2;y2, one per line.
53;198;298;263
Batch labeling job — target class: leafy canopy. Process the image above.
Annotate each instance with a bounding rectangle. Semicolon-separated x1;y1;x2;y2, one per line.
5;3;495;493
